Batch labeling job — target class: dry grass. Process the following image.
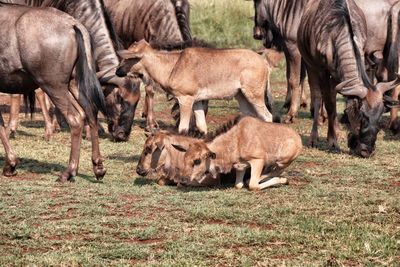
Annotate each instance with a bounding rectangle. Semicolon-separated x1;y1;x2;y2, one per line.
0;0;399;266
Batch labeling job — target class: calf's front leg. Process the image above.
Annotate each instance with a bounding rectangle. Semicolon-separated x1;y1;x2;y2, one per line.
0;112;18;176
177;97;194;133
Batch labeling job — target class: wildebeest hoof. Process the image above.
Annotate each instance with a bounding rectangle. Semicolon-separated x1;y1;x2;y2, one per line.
145;121;159;132
93;160;106;180
307;138;318;148
389;120;400;135
284;115;294;124
9;130;16;139
328;145;341;154
234;182;244;189
57;171;75;182
141;112;147;118
3;163;17;177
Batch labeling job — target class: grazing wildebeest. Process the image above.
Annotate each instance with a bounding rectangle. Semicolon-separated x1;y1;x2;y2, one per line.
253;0;309;123
4;0;139;142
136;130;220;187
298;0;400;157
0;3;108;181
169;116;302;191
116;40;273;134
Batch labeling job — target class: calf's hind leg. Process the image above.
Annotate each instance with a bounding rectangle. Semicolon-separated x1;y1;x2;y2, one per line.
240;89;273;122
0;112;18;176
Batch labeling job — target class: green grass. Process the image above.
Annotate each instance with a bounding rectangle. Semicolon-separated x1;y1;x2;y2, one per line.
0;1;400;266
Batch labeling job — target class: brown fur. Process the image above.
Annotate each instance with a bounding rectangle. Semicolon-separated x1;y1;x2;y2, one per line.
116;40;273;134
170;116;303;191
136;131;219;187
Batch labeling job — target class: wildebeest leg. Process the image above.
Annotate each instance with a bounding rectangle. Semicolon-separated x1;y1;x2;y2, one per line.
0;112;18;176
88;111;106;180
258;165;288;189
234;168;246;189
36;89;54;141
236;92;255;116
7;94;22;138
307;70;322;147
177;97;194;133
193;101;207;134
248;159;265;191
300;62;308;108
144;84;158;130
240;89;273;122
44;83;84;182
284;44;302;123
389;85;400;133
323;79;340;152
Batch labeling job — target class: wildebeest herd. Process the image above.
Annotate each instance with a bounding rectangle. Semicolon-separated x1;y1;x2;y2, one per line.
0;0;400;190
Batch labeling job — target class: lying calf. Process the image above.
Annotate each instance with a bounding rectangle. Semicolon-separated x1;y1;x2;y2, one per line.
171;116;302;191
136;130;220;186
116;39;273;134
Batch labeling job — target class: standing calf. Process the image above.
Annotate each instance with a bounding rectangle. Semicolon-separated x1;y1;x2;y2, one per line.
116;40;273;133
170;116;302;191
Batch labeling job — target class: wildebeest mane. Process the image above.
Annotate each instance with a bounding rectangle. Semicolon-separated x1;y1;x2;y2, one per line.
99;0;123;51
150;37;215;51
205;115;243;142
326;0;375;90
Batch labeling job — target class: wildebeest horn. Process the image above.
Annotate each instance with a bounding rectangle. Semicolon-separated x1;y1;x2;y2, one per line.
376;73;400;94
335;77;368;98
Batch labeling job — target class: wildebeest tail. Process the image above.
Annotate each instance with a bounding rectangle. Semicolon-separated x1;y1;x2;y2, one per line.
385;3;400;80
23;91;36;119
73;25;108;124
341;0;375;90
172;0;192;41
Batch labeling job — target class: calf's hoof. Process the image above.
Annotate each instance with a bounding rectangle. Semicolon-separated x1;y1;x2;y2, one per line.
3;162;18;177
9;130;16;139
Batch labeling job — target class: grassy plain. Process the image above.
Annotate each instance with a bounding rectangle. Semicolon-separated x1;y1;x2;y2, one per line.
0;0;399;266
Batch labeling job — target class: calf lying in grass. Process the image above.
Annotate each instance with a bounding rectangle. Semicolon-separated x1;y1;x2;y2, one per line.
171;116;302;191
116;39;273;134
136;130;220;186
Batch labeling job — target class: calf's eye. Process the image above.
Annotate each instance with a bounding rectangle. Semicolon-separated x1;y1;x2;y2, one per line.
193;159;201;166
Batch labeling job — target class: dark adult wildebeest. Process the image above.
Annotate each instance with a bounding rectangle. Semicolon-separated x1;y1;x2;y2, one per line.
253;0;309;123
0;3;108;180
3;0;139;142
298;0;400;158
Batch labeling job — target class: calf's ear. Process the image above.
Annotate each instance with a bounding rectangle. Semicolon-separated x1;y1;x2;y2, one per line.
117;50;143;60
172;144;187;152
208;152;216;159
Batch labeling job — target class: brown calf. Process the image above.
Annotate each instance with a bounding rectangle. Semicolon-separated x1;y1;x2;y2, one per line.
136;130;220;187
116;39;273;134
171;116;302;191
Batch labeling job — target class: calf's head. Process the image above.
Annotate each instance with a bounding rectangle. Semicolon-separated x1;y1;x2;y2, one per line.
136;131;170;176
171;142;216;182
116;39;152;81
337;76;400;157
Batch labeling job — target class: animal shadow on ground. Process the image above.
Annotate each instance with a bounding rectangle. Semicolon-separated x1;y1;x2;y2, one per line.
0;157;102;183
133;118;173;131
108;154;140;163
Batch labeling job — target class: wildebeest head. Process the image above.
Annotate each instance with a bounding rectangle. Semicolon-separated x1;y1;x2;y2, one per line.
115;39;152;81
337;76;400;158
253;0;281;50
102;79;139;142
136;130;169;176
171;142;216;182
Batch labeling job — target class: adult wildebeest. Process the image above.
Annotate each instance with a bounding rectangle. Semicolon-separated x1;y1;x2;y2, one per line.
253;0;309;123
298;0;400;157
116;40;273;134
0;3;108;181
169;116;302;191
3;0;139;142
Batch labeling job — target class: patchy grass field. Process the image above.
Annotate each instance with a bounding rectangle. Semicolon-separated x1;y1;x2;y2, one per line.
0;0;400;266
